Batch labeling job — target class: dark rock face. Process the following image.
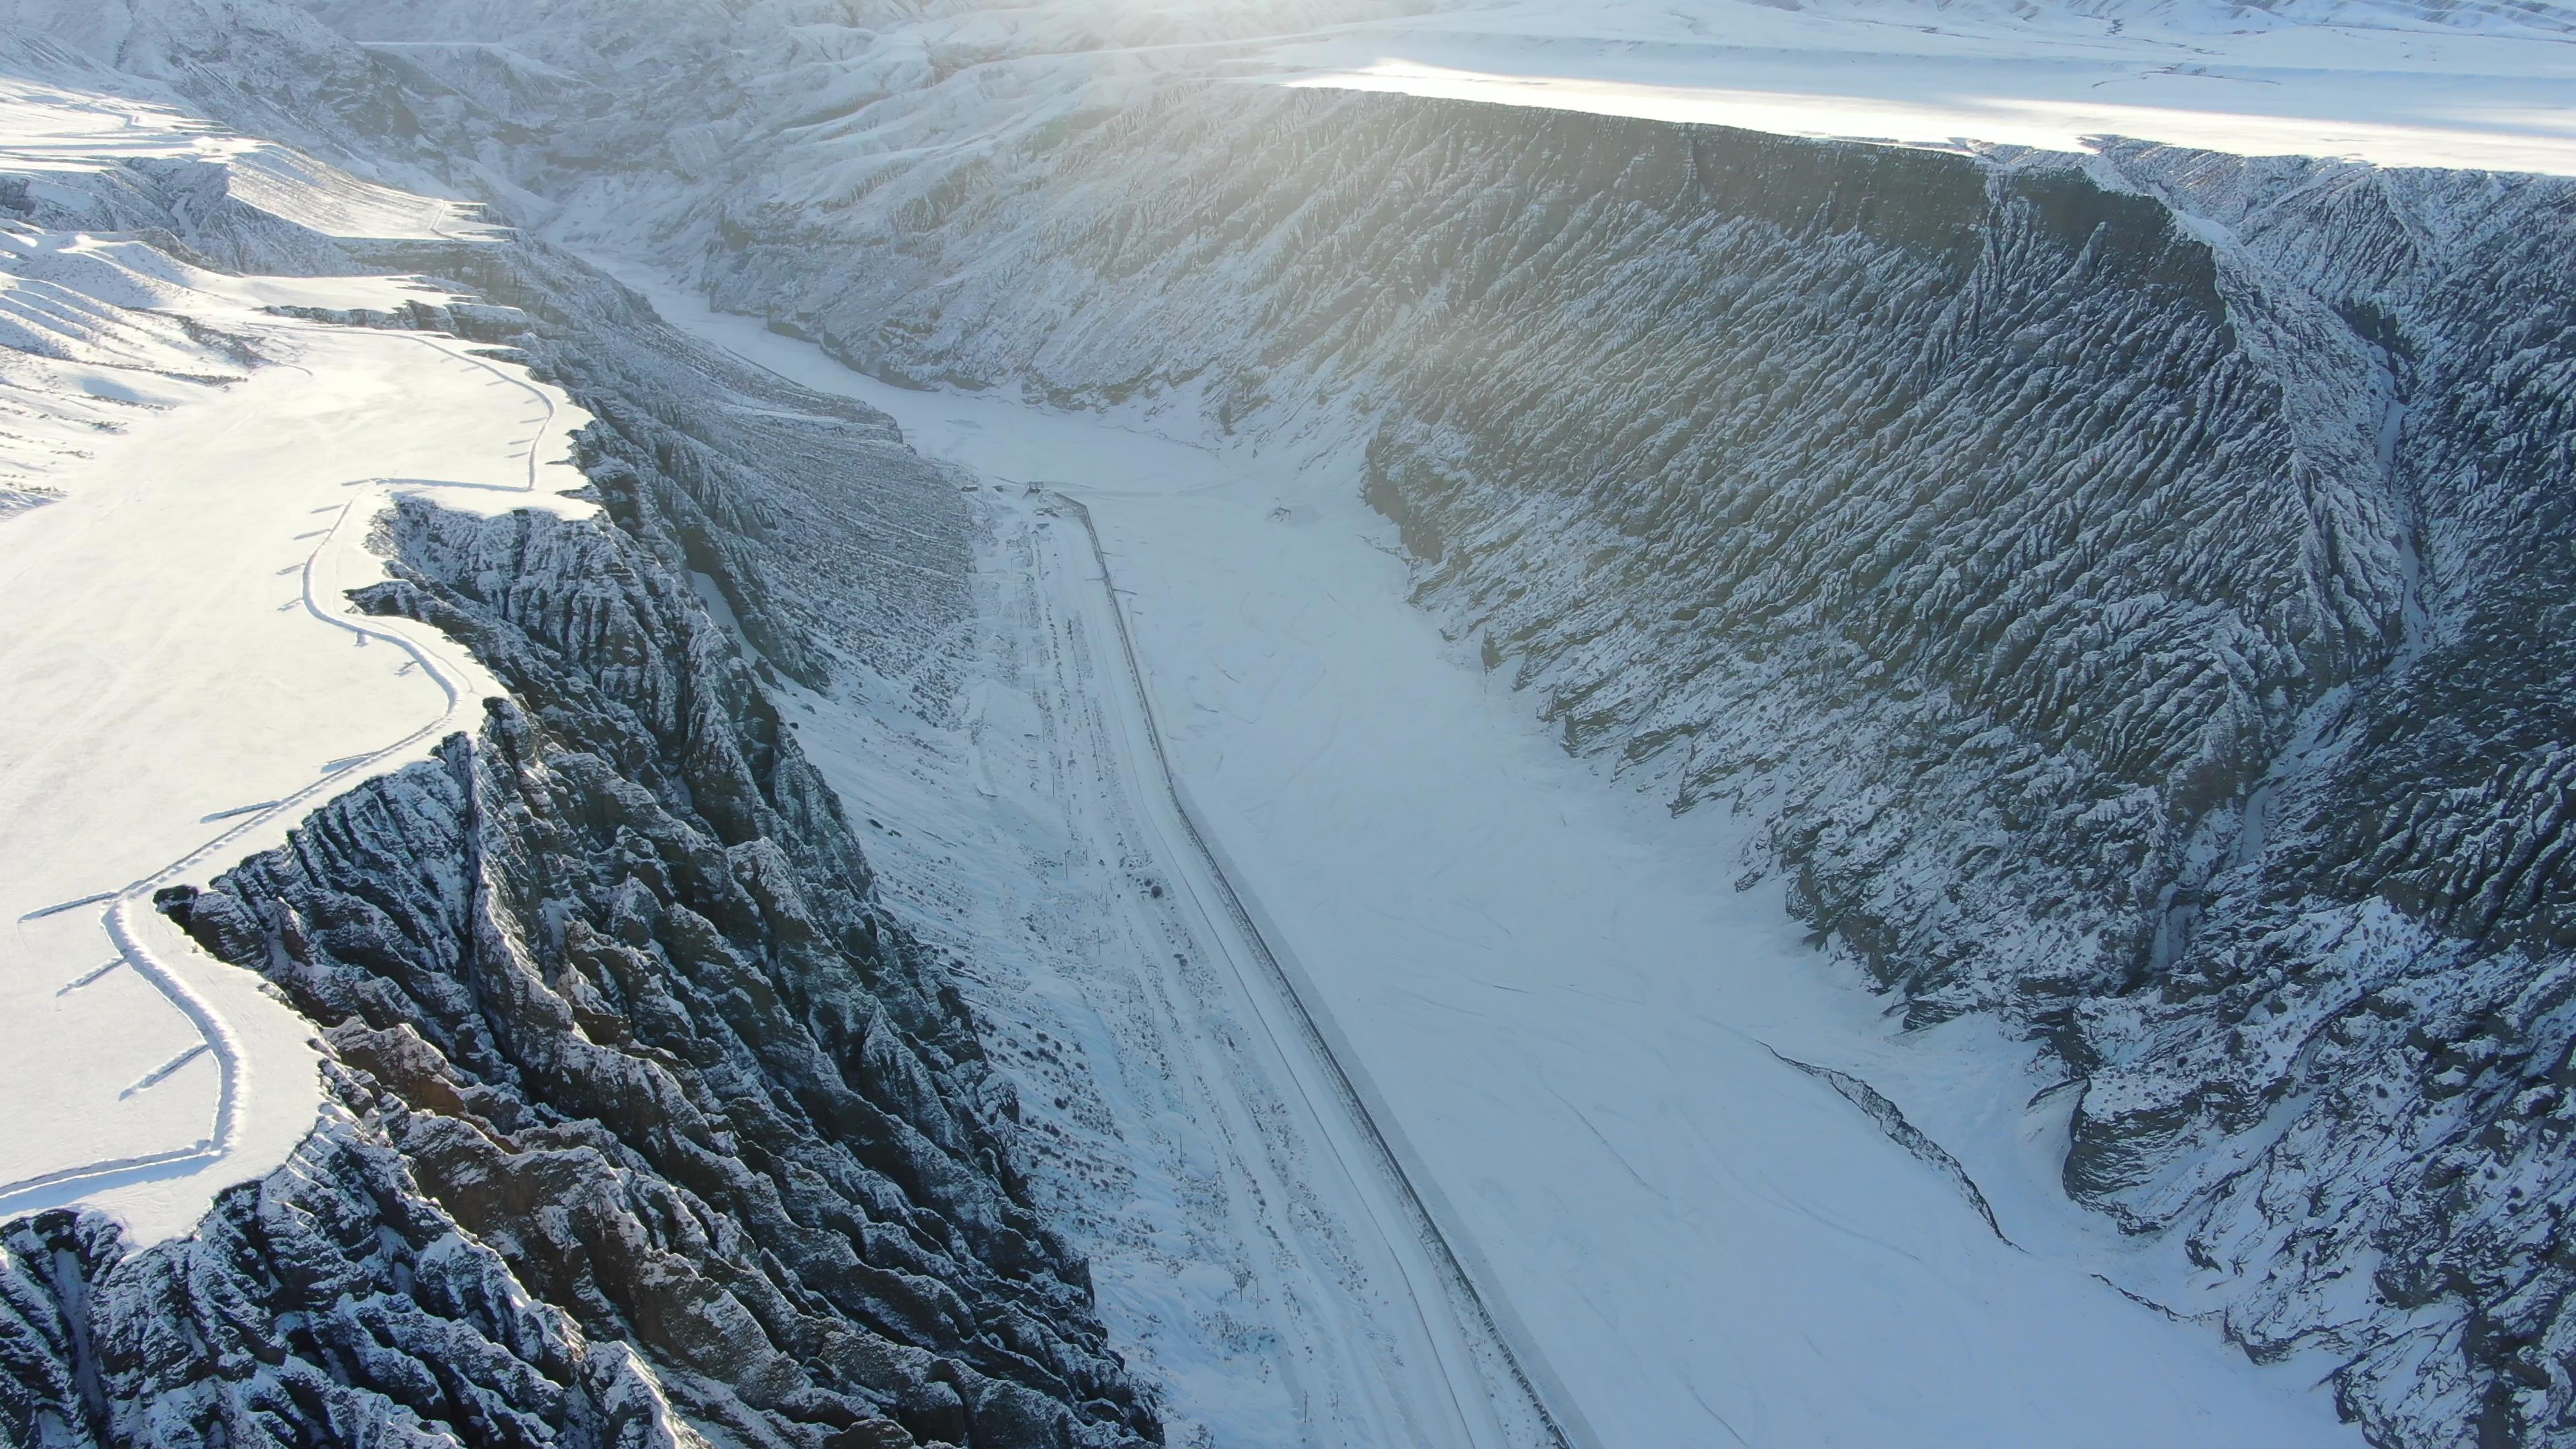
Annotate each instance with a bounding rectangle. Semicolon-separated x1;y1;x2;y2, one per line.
4;439;1150;1449
1;1104;693;1449
2049;143;2576;1446
4;488;1152;1447
144;498;1149;1448
17;1;2576;1440
270;237;975;705
0;113;1150;1447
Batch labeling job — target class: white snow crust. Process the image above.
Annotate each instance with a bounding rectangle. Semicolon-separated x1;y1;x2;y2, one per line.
617;266;2369;1449
0;75;589;1244
1259;0;2576;174
0;65;496;239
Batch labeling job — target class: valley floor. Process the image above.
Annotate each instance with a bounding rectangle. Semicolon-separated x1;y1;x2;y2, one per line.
771;486;1556;1449
616;265;2376;1448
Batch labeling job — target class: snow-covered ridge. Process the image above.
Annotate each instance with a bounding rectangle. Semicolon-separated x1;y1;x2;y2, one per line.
0;42;1167;1446
270;0;2576;177
521;50;2573;1447
657;282;2371;1449
9;2;2576;1446
0;56;494;238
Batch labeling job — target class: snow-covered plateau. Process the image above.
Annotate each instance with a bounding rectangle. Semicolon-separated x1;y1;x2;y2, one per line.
4;3;2576;1448
1263;0;2576;175
0;67;592;1239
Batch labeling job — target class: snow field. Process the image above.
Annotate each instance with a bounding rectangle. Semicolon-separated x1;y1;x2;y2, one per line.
765;487;1556;1448
1257;0;2576;174
0;64;497;239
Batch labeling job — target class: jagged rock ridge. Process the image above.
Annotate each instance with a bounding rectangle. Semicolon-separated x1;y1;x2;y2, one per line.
3;1108;698;1449
5;481;1152;1449
163;496;1147;1448
9;3;2576;1444
0;127;1155;1448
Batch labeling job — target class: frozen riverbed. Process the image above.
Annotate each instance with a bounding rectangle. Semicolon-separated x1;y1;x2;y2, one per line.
614;265;2365;1448
772;488;1563;1448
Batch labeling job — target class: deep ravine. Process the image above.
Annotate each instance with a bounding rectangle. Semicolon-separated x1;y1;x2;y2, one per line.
7;3;2576;1446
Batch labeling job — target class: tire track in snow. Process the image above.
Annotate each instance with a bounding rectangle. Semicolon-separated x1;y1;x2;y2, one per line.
1044;492;1600;1449
0;326;561;1208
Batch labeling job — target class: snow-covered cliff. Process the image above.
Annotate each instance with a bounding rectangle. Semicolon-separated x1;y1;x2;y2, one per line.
10;1;2576;1444
0;91;1157;1445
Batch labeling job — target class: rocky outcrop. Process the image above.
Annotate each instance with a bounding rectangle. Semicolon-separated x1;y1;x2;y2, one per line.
140;496;1150;1449
0;95;1150;1445
5;425;1151;1449
2;1100;696;1449
265;237;975;704
14;0;2576;1440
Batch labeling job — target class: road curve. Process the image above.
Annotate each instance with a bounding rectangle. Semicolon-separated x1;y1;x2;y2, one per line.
0;325;563;1210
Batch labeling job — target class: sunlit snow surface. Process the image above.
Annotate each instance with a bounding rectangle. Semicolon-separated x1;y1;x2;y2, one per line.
0;72;588;1244
617;266;2365;1449
0;68;498;238
1256;0;2576;174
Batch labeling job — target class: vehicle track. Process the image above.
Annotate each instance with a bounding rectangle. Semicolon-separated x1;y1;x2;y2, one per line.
1042;491;1599;1449
0;325;559;1208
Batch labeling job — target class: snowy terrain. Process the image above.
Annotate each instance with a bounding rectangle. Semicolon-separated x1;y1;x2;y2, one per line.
767;489;1560;1449
1;48;1160;1444
616;267;2367;1449
0;74;592;1243
5;1;2576;1444
1259;0;2576;173
545;26;2576;1435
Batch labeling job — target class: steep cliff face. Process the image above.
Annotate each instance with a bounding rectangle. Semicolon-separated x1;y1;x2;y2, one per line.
2059;142;2576;1443
3;1107;697;1449
13;1;2576;1441
152;497;1150;1449
0;89;1155;1440
5;473;1153;1449
647;83;2576;1447
278;238;976;704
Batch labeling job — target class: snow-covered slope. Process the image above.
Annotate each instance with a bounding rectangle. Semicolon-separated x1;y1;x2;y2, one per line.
0;38;1164;1449
617;276;2373;1449
254;0;2576;182
0;64;591;1244
10;1;2576;1446
629;74;2576;1442
354;10;2566;1441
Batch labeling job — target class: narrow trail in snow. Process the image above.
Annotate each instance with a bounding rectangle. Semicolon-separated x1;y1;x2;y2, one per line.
0;325;561;1210
1042;492;1597;1449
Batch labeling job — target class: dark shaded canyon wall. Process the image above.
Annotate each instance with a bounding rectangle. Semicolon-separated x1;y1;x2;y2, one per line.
0;146;1155;1448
